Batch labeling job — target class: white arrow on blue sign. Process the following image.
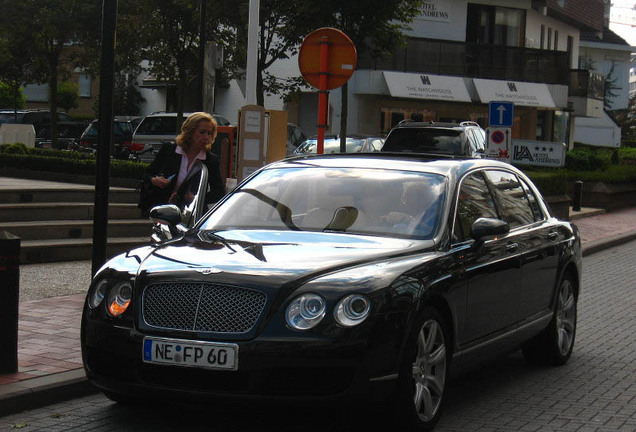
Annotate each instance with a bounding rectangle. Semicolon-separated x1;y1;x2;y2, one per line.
488;102;514;128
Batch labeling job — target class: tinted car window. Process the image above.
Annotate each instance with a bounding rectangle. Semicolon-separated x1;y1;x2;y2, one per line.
383;129;462;155
520;178;543;221
295;138;378;154
484;170;535;228
83;121;133;138
135;117;178;135
454;172;499;242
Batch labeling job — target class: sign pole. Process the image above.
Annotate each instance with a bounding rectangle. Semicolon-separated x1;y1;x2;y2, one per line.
298;28;356;154
317;36;329;154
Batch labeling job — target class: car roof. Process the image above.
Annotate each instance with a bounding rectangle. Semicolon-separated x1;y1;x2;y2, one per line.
273;152;518;179
391;120;482;131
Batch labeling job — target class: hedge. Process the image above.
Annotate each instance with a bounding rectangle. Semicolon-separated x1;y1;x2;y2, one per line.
0;144;147;179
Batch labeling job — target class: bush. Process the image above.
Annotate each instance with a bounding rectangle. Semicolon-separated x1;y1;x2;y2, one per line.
565;148;606;171
0;143;28;154
524;171;569;196
0;147;147;179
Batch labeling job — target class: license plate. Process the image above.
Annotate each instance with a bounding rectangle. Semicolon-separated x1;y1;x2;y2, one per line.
143;337;238;370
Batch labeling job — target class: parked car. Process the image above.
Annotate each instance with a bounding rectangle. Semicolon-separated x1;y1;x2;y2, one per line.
382;120;486;158
0;109;77;129
76;117;135;159
34;121;88;149
294;134;384;154
130;112;231;162
81;153;581;431
286;122;306;155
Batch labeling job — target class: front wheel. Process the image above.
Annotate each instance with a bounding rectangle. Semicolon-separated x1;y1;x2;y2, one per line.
393;307;450;431
522;274;577;366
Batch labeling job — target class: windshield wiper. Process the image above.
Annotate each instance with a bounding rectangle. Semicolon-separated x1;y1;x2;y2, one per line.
237;189;300;231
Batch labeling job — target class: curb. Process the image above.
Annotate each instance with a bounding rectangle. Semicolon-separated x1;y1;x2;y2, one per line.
0;369;98;417
582;231;636;257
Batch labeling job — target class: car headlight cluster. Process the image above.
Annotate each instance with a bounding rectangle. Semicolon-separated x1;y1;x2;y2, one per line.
88;279;133;317
286;293;371;330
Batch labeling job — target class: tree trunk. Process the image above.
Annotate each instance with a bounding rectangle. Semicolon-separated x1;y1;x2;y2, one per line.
340;82;348;152
48;58;59;149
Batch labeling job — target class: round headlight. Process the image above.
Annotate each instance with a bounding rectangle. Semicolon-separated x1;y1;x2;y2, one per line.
107;282;133;317
286;293;326;330
334;294;371;327
89;279;109;309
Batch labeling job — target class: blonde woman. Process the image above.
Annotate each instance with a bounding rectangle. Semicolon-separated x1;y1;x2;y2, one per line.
138;112;226;216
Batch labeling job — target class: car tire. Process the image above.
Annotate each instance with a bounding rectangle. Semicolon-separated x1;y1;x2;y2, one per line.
393;307;450;431
522;273;577;366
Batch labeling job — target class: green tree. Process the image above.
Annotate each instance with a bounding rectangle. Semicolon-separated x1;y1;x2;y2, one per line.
0;82;25;110
56;81;80;112
319;0;424;145
1;0;97;147
614;94;636;142
0;0;45;113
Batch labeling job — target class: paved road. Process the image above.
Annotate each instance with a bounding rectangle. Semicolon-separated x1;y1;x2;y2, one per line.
2;241;635;432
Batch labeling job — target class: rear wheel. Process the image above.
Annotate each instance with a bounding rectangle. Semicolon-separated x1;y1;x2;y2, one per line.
522;274;577;366
394;307;450;431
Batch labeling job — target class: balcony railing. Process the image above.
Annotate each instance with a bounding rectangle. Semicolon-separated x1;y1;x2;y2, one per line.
357;39;571;85
568;69;605;100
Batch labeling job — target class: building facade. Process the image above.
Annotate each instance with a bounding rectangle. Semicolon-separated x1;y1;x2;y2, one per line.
278;0;607;149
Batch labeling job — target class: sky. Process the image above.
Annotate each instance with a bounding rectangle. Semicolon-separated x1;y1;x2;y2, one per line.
609;0;636;46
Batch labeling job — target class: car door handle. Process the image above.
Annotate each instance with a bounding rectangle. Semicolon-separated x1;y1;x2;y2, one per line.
547;232;558;241
506;243;518;252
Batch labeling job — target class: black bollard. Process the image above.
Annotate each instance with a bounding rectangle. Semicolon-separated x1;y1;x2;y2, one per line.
0;231;20;374
572;180;583;212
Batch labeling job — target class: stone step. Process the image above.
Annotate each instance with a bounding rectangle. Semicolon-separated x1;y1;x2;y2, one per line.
19;237;150;264
0;219;152;240
0;202;142;222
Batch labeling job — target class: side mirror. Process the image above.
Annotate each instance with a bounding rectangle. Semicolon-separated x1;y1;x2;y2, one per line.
470;217;509;241
149;204;182;226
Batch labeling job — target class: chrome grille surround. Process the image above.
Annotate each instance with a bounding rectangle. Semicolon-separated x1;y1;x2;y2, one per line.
142;282;266;333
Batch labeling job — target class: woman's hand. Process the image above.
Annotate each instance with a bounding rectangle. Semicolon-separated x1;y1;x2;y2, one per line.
151;175;172;189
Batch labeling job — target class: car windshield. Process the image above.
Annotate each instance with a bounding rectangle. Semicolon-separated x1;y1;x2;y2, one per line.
383;129;463;155
295;138;376;154
200;166;447;239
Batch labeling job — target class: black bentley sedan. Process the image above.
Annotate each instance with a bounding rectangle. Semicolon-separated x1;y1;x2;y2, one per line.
81;153;581;431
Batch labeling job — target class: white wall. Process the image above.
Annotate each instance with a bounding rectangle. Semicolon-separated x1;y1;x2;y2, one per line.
574;112;621;147
579;45;632;110
526;9;580;67
137;61;167;116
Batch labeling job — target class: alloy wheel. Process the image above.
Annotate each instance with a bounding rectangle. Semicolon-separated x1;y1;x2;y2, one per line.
412;318;447;422
556;279;576;356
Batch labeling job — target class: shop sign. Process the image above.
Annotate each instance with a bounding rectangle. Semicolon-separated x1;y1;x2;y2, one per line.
383;71;471;102
418;0;452;23
474;78;556;108
511;140;566;167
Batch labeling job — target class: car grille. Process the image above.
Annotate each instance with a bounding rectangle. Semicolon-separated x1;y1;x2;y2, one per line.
142;282;266;333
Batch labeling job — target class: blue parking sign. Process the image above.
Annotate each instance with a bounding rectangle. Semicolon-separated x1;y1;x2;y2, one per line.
488;102;514;127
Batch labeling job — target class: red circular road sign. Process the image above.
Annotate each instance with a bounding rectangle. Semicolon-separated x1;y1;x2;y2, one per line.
298;28;357;90
491;130;506;145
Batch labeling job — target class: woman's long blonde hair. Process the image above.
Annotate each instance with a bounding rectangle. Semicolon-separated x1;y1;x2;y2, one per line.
176;112;218;152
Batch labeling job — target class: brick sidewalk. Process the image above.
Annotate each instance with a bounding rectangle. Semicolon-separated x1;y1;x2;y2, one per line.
0;294;84;385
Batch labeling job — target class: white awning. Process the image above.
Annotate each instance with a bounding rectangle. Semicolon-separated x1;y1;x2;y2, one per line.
473;78;556;108
383;71;472;102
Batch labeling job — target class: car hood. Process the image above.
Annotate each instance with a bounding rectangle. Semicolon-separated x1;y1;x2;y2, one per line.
138;229;433;287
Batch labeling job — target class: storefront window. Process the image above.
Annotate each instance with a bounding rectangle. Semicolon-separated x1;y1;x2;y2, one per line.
553;110;570;144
